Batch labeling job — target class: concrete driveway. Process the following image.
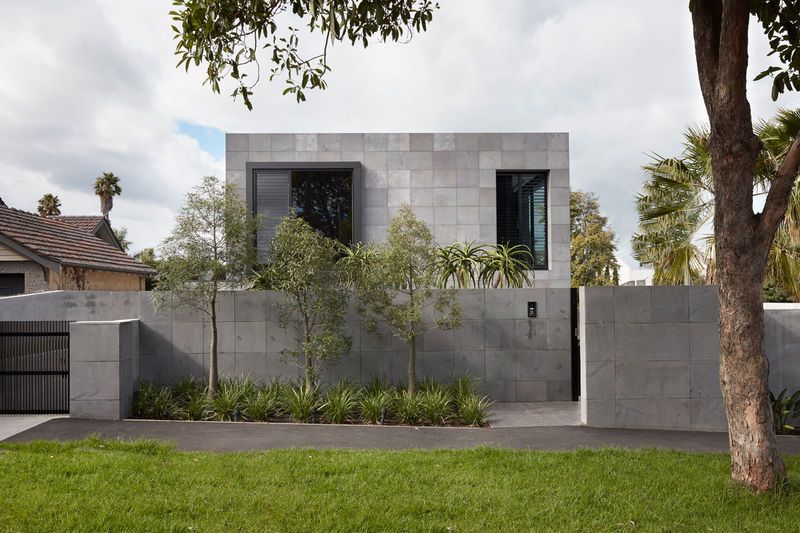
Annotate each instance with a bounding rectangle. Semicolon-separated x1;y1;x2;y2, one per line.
0;415;63;441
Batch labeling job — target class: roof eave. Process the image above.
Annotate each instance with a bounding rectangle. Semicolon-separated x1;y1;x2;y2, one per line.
0;233;60;272
58;260;156;276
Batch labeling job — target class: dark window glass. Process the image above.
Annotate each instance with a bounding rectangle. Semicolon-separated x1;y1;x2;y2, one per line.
291;170;353;246
496;172;548;269
0;273;25;296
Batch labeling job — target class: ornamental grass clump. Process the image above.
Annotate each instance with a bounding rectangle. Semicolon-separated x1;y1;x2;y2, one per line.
419;389;453;426
209;378;256;421
172;376;208;421
243;387;281;422
360;389;394;424
285;383;322;422
133;382;177;420
323;381;361;424
395;390;424;425
458;394;493;427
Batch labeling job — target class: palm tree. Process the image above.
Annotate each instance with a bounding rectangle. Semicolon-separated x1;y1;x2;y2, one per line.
37;193;61;216
632;108;800;296
93;172;122;219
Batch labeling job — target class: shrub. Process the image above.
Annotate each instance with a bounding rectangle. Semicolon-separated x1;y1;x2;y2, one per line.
417;377;444;395
264;379;290;417
360;389;394;424
324;381;361;424
243;388;280;422
172;376;206;400
172;376;208;421
448;375;477;405
285;383;321;422
363;377;394;396
133;382;177;420
180;392;209;421
419;389;453;425
395;391;423;425
209;378;255;421
458;394;493;427
770;388;800;433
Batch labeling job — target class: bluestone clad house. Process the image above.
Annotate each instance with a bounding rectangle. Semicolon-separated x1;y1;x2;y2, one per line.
225;132;571;287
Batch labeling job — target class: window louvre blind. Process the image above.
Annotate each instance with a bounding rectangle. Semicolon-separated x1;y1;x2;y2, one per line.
495;172;548;269
254;170;290;260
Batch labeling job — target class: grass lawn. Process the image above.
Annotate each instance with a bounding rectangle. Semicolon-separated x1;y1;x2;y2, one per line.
1;438;799;532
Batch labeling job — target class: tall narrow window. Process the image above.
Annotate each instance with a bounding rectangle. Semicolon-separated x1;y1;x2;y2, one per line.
496;172;548;269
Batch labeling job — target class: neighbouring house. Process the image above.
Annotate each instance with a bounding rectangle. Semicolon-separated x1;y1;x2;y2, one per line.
49;215;123;249
0;204;155;295
617;253;654;286
226;132;571;287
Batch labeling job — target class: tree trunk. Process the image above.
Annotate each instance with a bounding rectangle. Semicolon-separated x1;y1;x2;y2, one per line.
691;0;787;491
207;295;219;400
407;336;416;396
713;144;786;491
303;320;314;390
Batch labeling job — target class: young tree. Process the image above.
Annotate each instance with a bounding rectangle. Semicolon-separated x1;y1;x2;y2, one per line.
687;1;800;491
350;205;460;395
94;172;122;220
37;193;61;216
570;191;619;287
154;176;260;397
251;214;351;389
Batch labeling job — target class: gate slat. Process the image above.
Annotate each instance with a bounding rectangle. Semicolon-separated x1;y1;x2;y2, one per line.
0;321;70;414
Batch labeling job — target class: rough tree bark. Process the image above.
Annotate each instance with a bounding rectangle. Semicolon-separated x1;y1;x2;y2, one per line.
690;0;800;491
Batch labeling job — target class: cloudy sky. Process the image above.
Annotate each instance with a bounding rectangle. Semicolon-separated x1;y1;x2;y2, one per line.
1;1;798;268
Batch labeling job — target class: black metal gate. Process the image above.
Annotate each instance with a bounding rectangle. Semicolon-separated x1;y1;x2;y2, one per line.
0;321;70;414
570;288;581;401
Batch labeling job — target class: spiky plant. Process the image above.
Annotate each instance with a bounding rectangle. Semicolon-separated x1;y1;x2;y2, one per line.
323;381;361;424
479;244;534;288
435;241;487;288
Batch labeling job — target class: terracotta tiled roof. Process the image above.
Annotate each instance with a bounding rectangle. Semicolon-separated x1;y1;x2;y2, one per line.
0;205;155;275
49;215;106;234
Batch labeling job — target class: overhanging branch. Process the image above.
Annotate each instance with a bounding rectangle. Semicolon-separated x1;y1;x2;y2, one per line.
758;132;800;249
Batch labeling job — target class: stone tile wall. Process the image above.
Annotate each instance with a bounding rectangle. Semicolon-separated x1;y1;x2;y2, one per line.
226;132;571;287
137;289;574;402
69;319;139;420
579;285;726;431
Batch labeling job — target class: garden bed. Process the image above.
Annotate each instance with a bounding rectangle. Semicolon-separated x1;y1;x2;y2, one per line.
133;376;492;427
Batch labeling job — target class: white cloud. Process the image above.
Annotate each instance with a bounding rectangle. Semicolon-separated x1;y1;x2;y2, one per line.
1;0;798;260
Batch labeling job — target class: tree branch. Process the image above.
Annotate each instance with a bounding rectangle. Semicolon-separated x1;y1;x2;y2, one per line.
690;0;723;117
758;132;800;248
715;0;752;118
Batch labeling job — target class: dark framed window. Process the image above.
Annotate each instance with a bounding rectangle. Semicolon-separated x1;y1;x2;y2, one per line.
0;273;24;296
496;172;548;269
247;162;362;259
